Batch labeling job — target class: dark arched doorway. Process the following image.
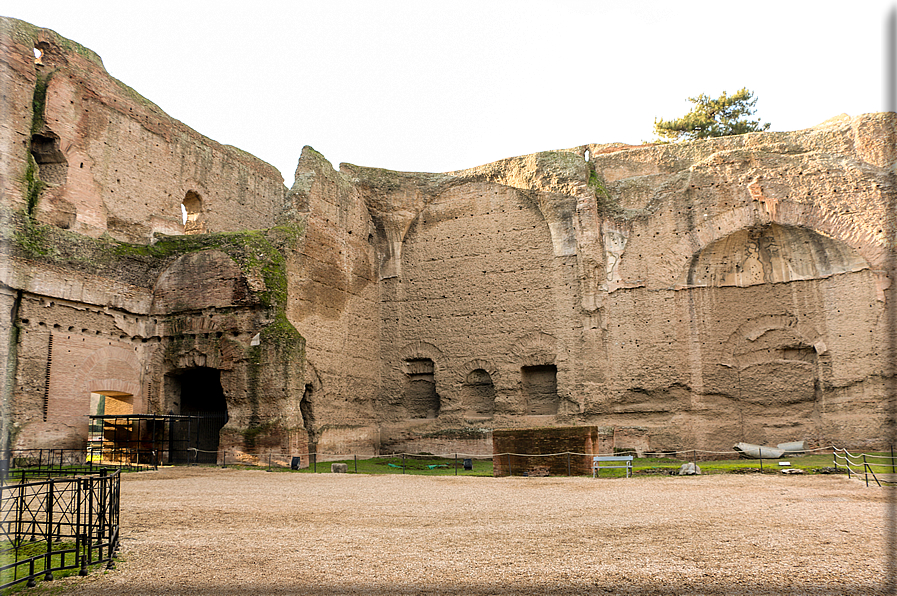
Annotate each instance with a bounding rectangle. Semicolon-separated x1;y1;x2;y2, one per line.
165;367;228;463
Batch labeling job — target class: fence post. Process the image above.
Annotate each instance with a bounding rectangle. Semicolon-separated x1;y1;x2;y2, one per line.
16;478;24;543
27;559;36;587
891;445;895;476
87;474;94;565
863;454;869;487
76;477;86;575
567;452;571;477
508;453;512;477
313;453;317;473
402;453;405;474
99;469;108;562
44;478;54;580
759;447;763;473
355;454;357;474
455;453;458;476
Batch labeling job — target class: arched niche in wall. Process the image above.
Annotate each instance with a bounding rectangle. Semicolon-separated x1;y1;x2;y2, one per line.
521;365;558;415
182;190;205;235
680;223;869;288
460;359;497;417
681;224;878;446
511;332;562;416
398;342;443;419
404;358;439;418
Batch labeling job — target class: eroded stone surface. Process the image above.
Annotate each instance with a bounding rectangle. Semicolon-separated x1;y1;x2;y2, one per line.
2;17;895;458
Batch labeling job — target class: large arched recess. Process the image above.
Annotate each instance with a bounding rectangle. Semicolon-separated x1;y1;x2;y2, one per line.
678;223;879;446
681;224;869;288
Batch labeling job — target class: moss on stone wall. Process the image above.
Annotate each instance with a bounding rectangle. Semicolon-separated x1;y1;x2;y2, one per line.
8;214;305;312
30;71;51;135
2;16;104;68
22;157;46;218
588;165;625;217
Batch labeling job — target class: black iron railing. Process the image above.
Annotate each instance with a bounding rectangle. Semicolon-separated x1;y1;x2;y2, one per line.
0;469;120;590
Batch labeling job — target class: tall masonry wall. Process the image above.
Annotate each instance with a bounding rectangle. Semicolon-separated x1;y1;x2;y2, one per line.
1;17;286;243
3;16;896;457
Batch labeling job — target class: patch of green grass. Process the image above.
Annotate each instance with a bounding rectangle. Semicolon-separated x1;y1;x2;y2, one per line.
209;452;865;479
0;540;107;594
593;453;845;479
254;455;494;477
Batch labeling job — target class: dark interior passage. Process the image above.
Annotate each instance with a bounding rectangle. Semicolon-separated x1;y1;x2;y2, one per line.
166;367;228;463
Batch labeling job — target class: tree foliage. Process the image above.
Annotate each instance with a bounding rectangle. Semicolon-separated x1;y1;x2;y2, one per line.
653;88;770;141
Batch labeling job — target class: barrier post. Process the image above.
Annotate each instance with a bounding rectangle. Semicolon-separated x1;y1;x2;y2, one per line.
455;454;458;476
44;479;54;580
863;454;868;487
402;453;405;474
891;443;894;474
567;452;571;476
354;454;357;474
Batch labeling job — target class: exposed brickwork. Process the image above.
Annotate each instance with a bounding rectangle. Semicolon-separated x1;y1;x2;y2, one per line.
3;17;895;458
492;427;599;477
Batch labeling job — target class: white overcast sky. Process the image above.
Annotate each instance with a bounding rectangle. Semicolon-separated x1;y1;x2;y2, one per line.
3;1;895;186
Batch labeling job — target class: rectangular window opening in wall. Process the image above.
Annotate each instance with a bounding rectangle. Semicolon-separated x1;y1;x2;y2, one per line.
522;365;558;415
405;358;439;419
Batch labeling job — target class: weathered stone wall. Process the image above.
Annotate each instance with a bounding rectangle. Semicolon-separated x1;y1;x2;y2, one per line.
3;17;894;458
1;17;286;243
349;114;895;453
5;216;306;455
279;148;381;449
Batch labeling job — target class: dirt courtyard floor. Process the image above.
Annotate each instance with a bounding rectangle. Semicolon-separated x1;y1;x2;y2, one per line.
54;467;893;595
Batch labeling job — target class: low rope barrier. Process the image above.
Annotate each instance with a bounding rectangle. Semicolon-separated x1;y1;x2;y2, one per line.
832;447;895;487
123;444;897;485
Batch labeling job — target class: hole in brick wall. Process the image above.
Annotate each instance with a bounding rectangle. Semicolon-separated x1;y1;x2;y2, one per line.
33;47;42;64
182;190;204;234
30;133;68;185
405;358;439;419
521;365;559;415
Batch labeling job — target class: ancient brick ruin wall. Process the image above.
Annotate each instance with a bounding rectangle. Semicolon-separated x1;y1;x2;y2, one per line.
2;17;286;244
5;217;307;456
380;181;574;423
3;17;895;458
350;115;895;453
492;426;599;476
280;148;382;454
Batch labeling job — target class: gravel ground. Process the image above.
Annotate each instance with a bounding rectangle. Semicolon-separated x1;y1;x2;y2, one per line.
51;467;892;595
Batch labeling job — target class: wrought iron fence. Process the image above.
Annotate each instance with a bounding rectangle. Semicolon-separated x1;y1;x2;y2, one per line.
0;469;120;591
4;448;155;483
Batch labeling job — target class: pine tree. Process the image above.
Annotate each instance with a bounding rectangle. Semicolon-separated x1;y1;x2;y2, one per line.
653;88;770;141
